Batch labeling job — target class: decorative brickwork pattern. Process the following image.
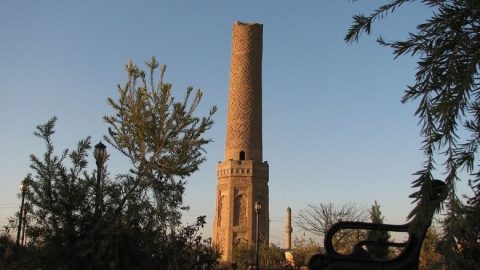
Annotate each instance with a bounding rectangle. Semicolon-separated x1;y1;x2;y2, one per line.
225;22;263;162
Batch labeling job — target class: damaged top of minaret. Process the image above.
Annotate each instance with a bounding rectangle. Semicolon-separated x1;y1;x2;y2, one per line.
234;21;263;26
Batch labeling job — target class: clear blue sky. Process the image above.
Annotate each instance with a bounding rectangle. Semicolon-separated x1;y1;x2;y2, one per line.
0;1;473;247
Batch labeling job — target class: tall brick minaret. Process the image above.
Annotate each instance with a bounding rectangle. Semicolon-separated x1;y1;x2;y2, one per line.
213;21;269;261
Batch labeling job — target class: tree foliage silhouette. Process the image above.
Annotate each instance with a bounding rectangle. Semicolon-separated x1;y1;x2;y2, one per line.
366;200;391;259
346;1;480;267
5;57;219;269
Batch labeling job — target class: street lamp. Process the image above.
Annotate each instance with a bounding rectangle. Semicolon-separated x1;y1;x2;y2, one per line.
94;141;107;218
16;180;29;247
255;201;262;270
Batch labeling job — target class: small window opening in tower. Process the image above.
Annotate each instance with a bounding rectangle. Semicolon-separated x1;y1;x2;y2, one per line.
239;151;245;160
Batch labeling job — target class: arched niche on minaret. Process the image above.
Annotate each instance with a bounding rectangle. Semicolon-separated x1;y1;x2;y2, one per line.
234;192;247;226
217;194;228;227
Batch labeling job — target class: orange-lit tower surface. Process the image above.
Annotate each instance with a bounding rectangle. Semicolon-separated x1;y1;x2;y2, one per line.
213;21;269;261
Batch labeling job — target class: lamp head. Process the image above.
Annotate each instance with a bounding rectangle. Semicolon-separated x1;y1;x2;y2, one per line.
20;181;29;192
94;141;107;163
255;201;262;213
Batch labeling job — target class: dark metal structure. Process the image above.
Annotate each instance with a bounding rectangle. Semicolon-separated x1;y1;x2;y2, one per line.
308;180;446;270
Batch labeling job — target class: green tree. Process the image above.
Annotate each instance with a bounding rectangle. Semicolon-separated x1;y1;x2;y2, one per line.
259;242;285;269
419;226;444;270
366;200;391;259
0;233;15;269
437;182;480;269
231;241;285;269
292;234;322;269
437;194;465;268
7;57;218;269
103;56;217;227
154;216;222;269
346;1;479;268
458;181;480;268
16;118;99;269
231;241;255;269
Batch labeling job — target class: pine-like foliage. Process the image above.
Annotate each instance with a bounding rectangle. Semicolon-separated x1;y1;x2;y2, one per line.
458;192;480;268
10;117;100;269
438;181;480;269
419;226;444;269
104;56;217;227
366;201;391;259
346;0;479;247
6;57;219;269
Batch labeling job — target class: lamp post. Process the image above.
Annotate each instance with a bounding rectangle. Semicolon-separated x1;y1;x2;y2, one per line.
21;202;28;246
255;201;261;270
16;181;29;247
94;141;107;218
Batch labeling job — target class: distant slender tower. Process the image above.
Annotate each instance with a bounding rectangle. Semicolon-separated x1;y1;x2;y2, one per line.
213;21;269;261
285;207;293;250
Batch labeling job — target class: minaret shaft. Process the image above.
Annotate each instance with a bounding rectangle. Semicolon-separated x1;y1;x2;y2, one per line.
213;21;269;261
225;22;263;161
